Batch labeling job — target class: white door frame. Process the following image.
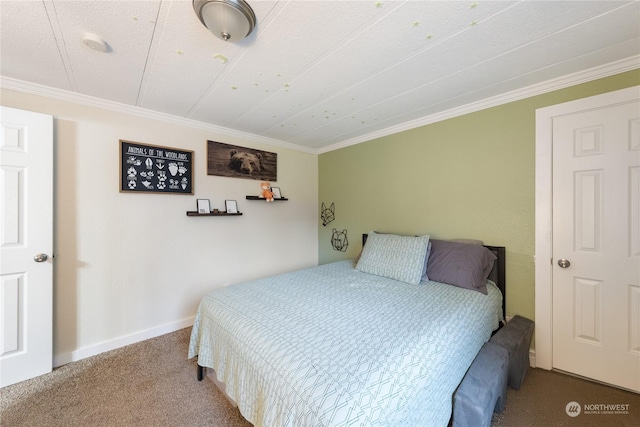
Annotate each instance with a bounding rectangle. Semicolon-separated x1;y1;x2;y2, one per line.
534;85;640;370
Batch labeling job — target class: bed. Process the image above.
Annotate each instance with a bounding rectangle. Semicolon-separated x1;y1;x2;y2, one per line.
188;232;506;427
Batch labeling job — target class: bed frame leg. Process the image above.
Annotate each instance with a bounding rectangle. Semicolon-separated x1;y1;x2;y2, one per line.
197;364;205;381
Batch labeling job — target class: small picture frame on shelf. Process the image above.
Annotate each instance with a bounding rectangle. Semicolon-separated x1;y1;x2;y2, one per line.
225;200;238;214
271;187;282;199
197;199;211;214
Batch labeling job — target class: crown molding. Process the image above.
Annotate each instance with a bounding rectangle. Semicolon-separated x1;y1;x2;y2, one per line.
2;54;638;156
317;55;640;154
0;76;317;154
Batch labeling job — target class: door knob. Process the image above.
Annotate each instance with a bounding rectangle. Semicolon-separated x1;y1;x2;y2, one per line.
33;253;48;262
557;258;571;268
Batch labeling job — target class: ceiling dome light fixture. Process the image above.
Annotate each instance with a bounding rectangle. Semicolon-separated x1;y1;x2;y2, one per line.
193;0;256;42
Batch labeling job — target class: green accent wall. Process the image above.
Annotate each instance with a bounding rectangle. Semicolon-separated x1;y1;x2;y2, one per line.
319;70;639;321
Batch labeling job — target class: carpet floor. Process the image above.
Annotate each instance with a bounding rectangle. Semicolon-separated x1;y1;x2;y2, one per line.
1;327;638;426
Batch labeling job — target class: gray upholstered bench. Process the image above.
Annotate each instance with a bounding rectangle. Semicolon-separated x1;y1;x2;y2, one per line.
489;315;534;390
452;341;509;427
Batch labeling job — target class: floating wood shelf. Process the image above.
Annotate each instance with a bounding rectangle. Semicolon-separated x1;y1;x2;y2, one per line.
186;211;242;216
246;196;288;201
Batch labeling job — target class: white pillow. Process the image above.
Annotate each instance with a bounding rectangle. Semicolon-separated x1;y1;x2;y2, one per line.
356;232;431;285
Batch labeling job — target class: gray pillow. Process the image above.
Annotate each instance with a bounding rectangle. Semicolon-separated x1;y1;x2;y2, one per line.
426;239;497;294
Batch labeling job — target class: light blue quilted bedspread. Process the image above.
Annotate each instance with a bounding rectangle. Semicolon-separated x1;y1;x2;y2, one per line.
188;260;503;427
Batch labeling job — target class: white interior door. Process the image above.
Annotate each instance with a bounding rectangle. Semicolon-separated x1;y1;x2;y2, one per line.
551;97;640;392
0;106;53;388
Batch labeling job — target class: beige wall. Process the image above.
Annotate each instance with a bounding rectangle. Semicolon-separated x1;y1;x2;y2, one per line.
1;88;318;364
318;70;640;323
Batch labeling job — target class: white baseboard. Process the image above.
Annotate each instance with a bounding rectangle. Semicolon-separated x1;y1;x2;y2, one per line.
529;349;536;368
53;316;194;367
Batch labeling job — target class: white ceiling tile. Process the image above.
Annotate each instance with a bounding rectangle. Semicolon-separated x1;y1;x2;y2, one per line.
53;0;161;104
188;0;390;126
227;1;510;136
0;1;73;91
260;0;640;146
137;0;244;117
1;0;637;150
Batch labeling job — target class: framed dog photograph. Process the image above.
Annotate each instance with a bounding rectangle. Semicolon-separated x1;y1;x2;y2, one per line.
197;199;211;214
225;200;239;214
207;140;277;182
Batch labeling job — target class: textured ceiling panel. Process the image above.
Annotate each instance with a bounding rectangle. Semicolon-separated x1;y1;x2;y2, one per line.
230;1;512;133
0;1;73;91
264;1;640;146
136;0;244;116
52;0;161;104
1;0;638;151
187;1;388;126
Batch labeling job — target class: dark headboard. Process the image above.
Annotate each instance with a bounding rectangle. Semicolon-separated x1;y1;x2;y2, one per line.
361;234;506;319
484;245;506;320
